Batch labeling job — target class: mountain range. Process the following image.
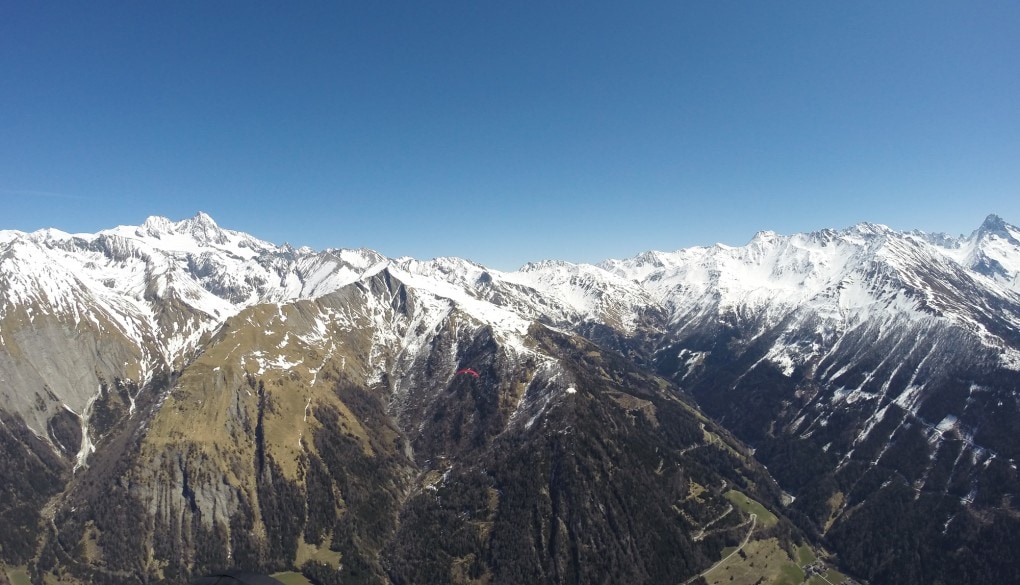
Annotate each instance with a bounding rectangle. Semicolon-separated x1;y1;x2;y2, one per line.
1;212;1018;585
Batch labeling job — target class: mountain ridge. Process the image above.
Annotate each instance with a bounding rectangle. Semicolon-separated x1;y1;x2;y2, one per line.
2;212;1018;585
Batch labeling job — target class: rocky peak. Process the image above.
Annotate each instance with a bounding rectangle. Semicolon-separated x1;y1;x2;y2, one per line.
974;213;1020;244
140;215;175;235
177;211;229;245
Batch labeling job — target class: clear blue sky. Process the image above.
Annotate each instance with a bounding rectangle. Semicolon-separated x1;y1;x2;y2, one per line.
2;2;1018;270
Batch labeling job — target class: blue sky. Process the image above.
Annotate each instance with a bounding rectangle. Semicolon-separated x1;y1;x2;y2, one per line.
2;2;1018;270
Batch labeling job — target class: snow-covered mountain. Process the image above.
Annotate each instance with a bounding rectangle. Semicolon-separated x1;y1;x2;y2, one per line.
0;212;668;448
1;212;1019;585
601;215;1020;584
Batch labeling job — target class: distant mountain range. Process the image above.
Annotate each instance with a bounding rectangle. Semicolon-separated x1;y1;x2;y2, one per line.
1;212;1017;585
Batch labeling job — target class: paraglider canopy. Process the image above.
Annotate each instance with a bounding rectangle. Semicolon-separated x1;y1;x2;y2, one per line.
456;368;480;378
189;571;285;585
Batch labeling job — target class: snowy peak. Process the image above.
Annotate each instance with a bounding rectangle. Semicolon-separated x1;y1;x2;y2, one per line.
102;212;274;259
176;211;227;244
845;220;894;238
4;211;1019;358
507;259;661;333
140;214;176;234
598;216;1020;357
945;214;1020;291
749;229;780;243
974;213;1017;242
137;212;224;241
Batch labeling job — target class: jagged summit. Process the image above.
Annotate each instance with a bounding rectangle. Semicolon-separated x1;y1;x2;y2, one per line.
749;229;780;242
134;212;230;246
191;210;217;225
978;212;1007;233
519;258;578;271
140;214;175;233
974;212;1019;244
177;211;226;243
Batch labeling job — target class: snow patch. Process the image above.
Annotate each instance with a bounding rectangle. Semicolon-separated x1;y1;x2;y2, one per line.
935;415;959;434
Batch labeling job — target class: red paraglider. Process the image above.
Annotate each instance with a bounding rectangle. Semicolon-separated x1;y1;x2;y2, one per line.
456;368;480;378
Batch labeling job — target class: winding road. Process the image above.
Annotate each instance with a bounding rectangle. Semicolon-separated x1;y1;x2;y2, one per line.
683;513;757;585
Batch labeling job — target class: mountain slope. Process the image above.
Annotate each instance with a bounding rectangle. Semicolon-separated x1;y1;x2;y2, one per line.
2;212;1019;585
599;216;1020;584
27;266;785;584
